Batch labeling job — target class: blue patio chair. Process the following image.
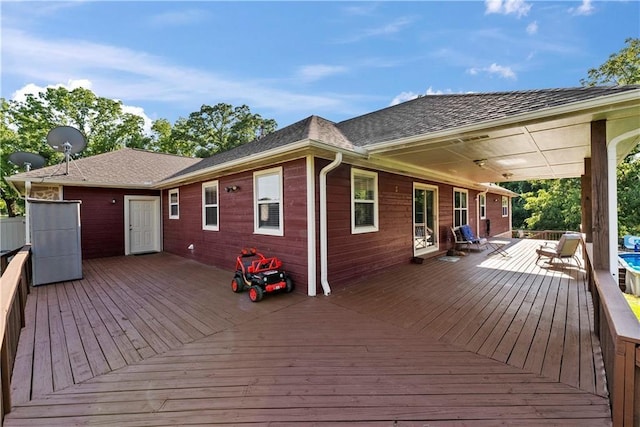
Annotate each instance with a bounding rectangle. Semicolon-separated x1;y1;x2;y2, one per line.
451;225;487;252
622;235;640;251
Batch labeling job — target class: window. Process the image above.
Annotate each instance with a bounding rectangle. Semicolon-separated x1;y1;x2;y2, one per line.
502;196;509;217
254;167;283;236
479;193;486;219
202;181;219;231
351;168;378;233
168;189;179;219
453;189;468;227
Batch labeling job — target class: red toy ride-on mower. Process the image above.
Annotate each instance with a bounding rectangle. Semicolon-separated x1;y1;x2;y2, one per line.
231;248;294;302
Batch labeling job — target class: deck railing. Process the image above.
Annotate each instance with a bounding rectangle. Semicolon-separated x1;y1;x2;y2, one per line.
584;243;640;426
512;229;576;241
0;245;31;424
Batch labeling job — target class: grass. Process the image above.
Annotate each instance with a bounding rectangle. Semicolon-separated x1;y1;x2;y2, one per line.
622;293;640;321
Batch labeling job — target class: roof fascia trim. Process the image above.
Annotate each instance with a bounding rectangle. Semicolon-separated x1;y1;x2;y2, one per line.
7;177;158;190
156;139;368;188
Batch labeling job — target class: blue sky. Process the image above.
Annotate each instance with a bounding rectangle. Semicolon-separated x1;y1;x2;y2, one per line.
2;1;639;131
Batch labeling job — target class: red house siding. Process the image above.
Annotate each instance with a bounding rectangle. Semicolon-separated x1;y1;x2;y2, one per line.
321;163;412;289
316;160;511;291
482;194;511;237
63;186;159;259
162;159;309;289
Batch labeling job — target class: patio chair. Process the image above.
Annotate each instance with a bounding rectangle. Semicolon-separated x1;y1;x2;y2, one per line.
535;233;582;267
451;225;487;252
622;235;640;251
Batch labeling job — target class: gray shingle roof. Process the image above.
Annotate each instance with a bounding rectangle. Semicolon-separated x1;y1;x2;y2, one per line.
166;115;352;180
7;148;200;187
336;86;640;146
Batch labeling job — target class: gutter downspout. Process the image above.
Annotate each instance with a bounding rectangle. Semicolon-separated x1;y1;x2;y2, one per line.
306;156;317;296
25;181;32;244
319;152;342;296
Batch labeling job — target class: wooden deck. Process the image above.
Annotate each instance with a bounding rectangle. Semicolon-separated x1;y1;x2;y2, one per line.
5;239;612;425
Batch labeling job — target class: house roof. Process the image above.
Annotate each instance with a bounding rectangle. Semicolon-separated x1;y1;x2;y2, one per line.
336;86;640;147
7;85;640;190
165;115;354;181
7;148;200;189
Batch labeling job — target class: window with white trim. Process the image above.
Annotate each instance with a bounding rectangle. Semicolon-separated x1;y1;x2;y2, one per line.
351;168;378;233
168;189;179;219
202;181;219;231
502;196;509;217
254;167;283;236
453;189;468;227
479;193;486;219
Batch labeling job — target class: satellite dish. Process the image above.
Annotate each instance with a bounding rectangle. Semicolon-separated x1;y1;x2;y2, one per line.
46;126;86;175
46;126;87;154
8;151;46;171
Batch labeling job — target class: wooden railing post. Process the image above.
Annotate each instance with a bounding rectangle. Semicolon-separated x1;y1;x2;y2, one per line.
0;245;32;423
0;339;11;424
586;244;640;426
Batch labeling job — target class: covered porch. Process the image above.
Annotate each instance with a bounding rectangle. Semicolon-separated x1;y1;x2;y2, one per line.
4;239;613;425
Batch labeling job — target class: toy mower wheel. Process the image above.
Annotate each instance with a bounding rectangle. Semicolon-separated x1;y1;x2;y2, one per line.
249;285;264;302
231;276;245;293
285;277;294;293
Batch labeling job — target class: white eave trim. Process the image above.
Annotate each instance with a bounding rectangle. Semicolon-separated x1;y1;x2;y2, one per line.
365;89;640;153
6;177;158;190
156;138;368;189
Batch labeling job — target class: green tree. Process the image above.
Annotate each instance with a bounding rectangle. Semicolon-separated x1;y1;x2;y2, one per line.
500;181;536;229
581;37;640;86
1;87;150;215
173;103;277;158
523;179;582;231
1;100;24;216
617;144;640;236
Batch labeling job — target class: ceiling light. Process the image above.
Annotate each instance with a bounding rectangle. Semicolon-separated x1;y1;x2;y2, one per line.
473;159;487;168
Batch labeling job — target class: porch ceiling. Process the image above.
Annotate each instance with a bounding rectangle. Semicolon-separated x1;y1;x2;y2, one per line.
368;99;640;184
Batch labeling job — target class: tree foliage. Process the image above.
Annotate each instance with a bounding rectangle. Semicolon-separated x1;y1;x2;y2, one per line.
581;37;640;86
1;87;150;215
617;144;640;236
1;87;277;216
522;179;582;231
168;103;277;158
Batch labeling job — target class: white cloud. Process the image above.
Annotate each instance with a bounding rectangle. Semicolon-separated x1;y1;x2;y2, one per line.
390;91;420;106
526;21;538;35
485;0;531;18
121;105;153;135
342;4;379;16
337;17;415;43
425;87;445;95
467;63;516;80
297;64;348;83
389;87;453;106
2;28;351;123
147;9;208;27
569;0;595;16
11;79;92;102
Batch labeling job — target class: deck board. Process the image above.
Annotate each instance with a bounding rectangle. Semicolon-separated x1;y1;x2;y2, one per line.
6;239;612;425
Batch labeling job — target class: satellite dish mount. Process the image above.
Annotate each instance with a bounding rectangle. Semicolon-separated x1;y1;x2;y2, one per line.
46;126;87;175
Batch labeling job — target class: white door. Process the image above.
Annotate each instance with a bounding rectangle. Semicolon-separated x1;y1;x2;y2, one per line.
126;197;160;255
413;184;438;256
